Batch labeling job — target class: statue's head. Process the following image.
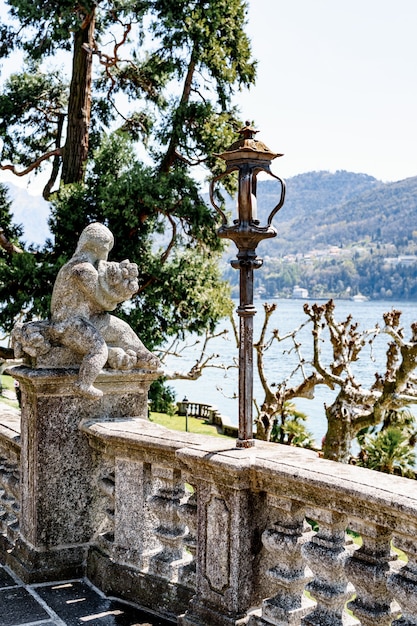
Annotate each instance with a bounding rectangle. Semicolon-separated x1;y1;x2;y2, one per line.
75;223;114;260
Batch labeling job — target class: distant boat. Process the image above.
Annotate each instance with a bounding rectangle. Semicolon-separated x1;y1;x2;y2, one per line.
352;293;368;302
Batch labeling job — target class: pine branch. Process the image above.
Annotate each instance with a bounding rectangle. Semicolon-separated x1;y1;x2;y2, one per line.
0;228;23;254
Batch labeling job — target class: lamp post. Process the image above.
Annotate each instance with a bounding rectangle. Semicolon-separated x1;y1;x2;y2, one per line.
210;122;286;448
182;396;189;432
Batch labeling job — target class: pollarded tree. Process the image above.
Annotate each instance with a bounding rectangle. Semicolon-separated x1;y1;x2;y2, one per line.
304;303;417;462
251;300;417;464
252;302;325;442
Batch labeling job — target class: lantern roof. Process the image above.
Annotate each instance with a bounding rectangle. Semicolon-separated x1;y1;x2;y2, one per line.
216;121;283;163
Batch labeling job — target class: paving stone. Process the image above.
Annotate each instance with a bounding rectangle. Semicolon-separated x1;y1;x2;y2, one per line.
34;580;173;626
0;567;18;589
0;586;50;626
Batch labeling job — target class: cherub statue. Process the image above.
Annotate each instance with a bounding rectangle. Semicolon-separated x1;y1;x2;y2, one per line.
12;223;160;399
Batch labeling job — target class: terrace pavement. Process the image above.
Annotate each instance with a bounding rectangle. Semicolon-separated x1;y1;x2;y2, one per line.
0;563;173;626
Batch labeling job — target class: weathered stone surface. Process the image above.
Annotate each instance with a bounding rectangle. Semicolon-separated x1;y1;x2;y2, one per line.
5;364;159;583
249;495;314;626
388;532;417;626
0;412;21;555
11;222;161;399
205;495;230;592
87;546;194;622
114;458;157;567
175;446;270;626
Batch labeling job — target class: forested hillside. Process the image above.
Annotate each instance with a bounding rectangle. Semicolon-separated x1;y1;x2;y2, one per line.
223;170;417;300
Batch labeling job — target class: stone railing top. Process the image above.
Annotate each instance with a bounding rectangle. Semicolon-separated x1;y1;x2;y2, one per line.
81;418;417;524
9;364;160;390
80;417;231;457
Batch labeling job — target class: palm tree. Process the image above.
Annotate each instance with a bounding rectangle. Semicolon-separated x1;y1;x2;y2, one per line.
269;402;315;449
358;427;416;478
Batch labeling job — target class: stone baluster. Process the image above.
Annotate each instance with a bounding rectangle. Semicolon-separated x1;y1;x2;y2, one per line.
97;465;115;547
0;456;20;542
301;509;355;626
148;465;191;581
388;529;417;625
87;454;193;621
178;483;198;589
345;521;398;625
113;458;159;571
250;494;314;626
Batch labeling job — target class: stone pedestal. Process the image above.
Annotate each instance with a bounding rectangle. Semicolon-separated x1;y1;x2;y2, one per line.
6;364;158;583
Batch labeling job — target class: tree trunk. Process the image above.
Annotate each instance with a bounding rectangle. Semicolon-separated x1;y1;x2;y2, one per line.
159;50;196;174
255;411;273;441
322;397;353;463
61;9;96;185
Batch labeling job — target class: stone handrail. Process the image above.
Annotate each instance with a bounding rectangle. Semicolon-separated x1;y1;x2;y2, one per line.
80;417;417;626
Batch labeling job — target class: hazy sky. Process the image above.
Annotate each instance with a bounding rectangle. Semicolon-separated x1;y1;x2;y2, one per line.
238;0;417;182
1;0;416;192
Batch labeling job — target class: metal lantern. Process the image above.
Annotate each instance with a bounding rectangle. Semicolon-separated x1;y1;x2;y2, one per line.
210;122;286;447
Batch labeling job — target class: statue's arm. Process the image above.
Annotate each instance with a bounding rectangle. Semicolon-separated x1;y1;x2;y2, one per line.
70;260;138;312
96;260;139;309
69;262;118;311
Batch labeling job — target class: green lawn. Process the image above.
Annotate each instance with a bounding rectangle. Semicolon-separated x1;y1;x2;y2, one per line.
1;374;14;392
0;374;19;408
150;411;231;438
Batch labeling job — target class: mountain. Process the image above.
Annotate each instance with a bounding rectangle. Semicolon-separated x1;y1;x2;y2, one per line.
251;170;417;256
4;169;417;260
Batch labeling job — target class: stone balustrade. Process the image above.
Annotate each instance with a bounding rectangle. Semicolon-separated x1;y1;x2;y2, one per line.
177;401;214;419
1;366;417;625
176;400;239;438
79;417;417;626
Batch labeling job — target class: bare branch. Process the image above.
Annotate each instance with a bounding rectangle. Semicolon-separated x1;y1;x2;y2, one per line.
1;148;62;178
0;228;23;254
43;112;65;199
160;213;177;264
162;328;231;381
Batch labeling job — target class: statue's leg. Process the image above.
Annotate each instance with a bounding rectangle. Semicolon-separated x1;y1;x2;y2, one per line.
97;315;160;369
59;319;108;399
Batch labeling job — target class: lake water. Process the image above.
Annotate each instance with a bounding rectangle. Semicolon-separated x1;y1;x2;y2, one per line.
161;299;417;445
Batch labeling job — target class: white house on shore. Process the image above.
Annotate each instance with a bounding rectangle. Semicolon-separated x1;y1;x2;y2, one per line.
292;285;309;299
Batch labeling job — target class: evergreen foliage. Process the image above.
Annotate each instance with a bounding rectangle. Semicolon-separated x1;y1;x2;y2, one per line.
0;0;255;188
0;0;256;350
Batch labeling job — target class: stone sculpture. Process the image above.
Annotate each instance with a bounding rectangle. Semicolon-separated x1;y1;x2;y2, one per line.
12;222;160;398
